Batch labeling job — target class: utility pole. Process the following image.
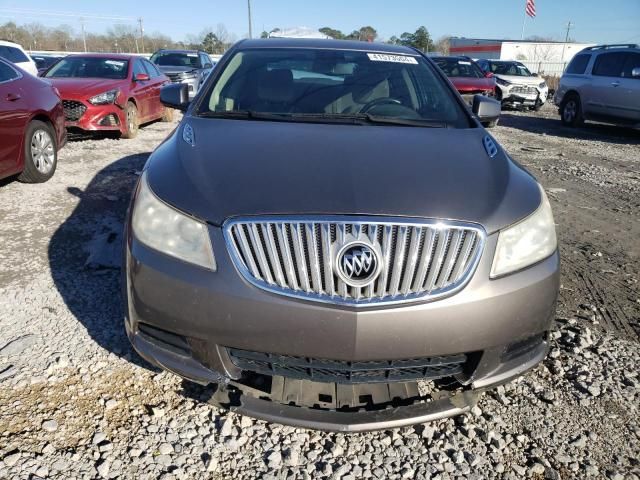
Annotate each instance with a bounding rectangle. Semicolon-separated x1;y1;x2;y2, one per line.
80;17;87;52
561;21;574;63
247;0;253;39
138;17;145;53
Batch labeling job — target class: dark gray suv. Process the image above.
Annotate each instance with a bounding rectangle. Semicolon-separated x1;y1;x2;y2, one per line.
150;49;214;99
124;39;559;432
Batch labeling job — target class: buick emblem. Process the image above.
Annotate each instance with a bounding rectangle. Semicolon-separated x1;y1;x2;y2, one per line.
336;242;381;287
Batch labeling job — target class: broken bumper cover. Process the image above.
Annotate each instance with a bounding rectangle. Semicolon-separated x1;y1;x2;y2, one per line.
126;317;548;431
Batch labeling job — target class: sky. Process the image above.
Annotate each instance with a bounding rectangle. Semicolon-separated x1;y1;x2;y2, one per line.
0;0;638;45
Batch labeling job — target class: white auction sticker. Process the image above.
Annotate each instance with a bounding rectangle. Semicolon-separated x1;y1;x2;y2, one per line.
367;53;418;64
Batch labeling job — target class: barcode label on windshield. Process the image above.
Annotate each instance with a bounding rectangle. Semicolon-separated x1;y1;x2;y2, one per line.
367;53;418;64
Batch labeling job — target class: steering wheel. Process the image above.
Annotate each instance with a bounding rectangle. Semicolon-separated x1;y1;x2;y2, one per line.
359;97;402;113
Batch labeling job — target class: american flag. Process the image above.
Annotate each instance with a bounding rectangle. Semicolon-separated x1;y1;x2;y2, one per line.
525;0;536;18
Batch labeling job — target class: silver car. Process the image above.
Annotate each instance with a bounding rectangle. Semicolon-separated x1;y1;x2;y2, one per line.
555;44;640;127
150;49;214;99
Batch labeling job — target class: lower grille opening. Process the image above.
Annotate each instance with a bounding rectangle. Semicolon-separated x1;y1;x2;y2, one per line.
137;323;191;357
227;347;470;385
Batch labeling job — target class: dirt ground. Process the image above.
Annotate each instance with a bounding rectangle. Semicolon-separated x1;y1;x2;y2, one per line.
0;105;638;480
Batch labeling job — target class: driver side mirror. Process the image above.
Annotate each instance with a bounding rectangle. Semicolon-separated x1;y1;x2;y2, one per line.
160;83;190;111
484;71;494;78
135;73;150;82
472;95;500;123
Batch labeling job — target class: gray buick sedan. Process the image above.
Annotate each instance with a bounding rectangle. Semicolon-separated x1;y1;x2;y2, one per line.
123;39;559;432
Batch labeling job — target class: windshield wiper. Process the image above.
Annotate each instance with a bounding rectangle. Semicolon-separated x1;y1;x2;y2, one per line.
198;111;448;128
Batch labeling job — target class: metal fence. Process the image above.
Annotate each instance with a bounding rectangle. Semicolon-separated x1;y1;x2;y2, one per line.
520;61;568;77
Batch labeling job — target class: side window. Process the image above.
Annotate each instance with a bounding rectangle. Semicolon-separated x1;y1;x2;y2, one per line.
592;52;627;77
0;46;29;63
621;52;640;78
201;53;211;68
477;60;488;72
132;59;146;79
142;59;161;78
565;54;590;74
0;60;19;82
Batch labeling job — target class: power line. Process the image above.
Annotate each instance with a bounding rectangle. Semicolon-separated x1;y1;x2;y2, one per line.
2;8;135;22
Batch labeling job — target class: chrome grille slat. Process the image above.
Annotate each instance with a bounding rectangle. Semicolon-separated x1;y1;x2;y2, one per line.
291;223;311;292
248;224;274;284
225;217;484;306
263;223;286;287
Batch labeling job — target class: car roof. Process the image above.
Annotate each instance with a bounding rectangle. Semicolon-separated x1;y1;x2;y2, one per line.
0;39;23;48
154;49;203;54
65;53;138;60
236;38;419;55
431;56;473;61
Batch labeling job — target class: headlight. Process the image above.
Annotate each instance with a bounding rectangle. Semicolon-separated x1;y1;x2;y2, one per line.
131;172;216;270
491;185;557;278
88;89;120;105
496;77;511;86
539;81;547;89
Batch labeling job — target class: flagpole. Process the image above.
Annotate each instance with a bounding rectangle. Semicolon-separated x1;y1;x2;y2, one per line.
521;0;527;40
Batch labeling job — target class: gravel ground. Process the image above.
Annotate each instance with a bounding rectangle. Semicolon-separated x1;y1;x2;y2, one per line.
1;106;639;480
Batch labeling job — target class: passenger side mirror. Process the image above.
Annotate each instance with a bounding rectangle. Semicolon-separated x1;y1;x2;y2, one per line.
472;95;500;123
135;73;150;82
484;71;494;78
160;83;190;111
632;67;640;78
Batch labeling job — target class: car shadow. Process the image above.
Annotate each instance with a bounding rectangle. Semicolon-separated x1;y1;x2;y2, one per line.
48;152;156;371
499;113;640;145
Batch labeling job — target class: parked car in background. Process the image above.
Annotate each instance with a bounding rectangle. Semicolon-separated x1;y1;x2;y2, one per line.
433;56;499;127
554;44;640;127
124;38;559;432
0;40;38;76
0;58;65;183
43;54;172;139
150;49;213;99
32;54;65;75
476;59;548;110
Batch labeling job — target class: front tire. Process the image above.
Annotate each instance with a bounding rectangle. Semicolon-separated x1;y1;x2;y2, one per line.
17;120;57;183
560;94;584;126
121;101;139;139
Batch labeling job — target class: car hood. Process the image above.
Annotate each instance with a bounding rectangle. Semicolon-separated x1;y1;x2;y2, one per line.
147;118;540;233
46;77;125;97
448;77;495;92
156;65;198;74
495;74;543;86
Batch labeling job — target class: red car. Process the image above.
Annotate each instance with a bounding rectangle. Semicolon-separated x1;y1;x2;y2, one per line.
432;56;499;127
43;54;172;139
0;58;65;183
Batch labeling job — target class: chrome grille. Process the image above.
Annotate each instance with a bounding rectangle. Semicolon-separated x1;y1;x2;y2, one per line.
510;85;537;95
224;217;485;306
62;100;86;121
166;72;185;82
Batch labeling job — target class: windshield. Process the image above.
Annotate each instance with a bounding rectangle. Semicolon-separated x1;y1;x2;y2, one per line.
45;57;129;79
199;48;469;128
490;61;533;77
433;58;484;78
151;52;202;68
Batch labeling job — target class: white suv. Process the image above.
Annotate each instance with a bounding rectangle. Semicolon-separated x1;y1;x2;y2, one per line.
476;59;548;110
0;40;37;76
554;44;640;127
